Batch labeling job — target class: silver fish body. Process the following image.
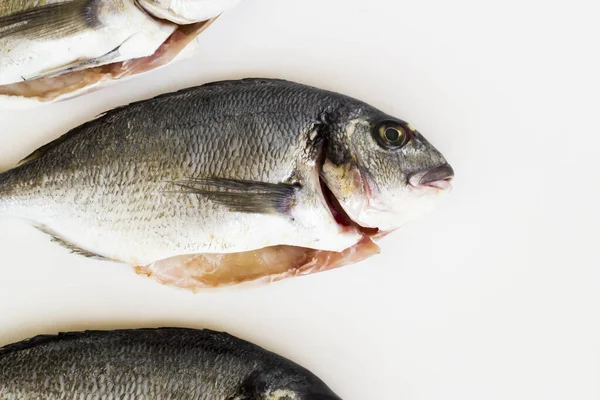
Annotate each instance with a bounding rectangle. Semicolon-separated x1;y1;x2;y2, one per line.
0;79;453;289
0;328;342;399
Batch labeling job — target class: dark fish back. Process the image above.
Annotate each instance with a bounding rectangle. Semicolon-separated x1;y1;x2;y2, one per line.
0;78;357;201
0;328;257;398
0;328;342;399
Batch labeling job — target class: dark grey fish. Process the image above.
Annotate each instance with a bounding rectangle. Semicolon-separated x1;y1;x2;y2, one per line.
0;78;453;290
0;327;341;399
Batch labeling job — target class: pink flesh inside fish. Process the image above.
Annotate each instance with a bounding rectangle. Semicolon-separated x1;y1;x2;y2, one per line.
136;237;381;291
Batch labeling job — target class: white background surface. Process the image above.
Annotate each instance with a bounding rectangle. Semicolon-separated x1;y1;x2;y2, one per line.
1;0;599;399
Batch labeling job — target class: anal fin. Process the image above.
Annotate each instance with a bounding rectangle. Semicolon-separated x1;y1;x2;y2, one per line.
35;225;112;262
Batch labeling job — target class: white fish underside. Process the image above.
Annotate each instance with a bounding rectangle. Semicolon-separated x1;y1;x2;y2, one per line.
2;157;370;290
10;186;362;267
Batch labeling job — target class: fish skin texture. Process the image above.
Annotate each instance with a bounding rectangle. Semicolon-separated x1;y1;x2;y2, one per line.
0;78;452;289
0;79;365;265
0;327;342;399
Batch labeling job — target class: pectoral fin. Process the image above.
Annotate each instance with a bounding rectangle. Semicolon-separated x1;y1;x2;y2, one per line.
0;0;101;40
172;177;301;215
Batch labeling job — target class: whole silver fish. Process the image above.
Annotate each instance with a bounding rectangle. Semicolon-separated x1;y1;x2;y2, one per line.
0;328;341;399
0;78;453;290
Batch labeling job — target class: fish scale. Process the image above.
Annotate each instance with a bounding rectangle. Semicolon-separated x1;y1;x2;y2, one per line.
0;80;348;265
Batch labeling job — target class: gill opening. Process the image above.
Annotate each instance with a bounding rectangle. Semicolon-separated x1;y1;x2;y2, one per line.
312;119;378;236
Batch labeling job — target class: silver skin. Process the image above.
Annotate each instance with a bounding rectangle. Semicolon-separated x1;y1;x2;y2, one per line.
0;328;342;399
0;79;452;266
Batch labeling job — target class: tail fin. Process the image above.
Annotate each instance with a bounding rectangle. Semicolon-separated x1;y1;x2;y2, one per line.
0;0;102;40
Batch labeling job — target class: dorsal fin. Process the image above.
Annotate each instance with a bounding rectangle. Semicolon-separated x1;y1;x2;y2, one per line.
0;328;217;357
0;331;93;356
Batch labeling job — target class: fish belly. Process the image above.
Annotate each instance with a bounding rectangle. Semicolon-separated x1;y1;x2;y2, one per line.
10;188;361;267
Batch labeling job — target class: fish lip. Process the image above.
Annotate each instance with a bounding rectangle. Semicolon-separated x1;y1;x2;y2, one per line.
409;164;454;190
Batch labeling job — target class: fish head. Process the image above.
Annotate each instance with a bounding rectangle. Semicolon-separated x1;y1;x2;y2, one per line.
321;108;453;234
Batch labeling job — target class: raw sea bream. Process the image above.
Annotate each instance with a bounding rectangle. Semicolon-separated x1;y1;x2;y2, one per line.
0;78;454;290
0;0;240;107
0;328;342;399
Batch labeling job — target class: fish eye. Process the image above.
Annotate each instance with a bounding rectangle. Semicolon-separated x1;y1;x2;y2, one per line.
384;127;401;142
374;121;411;150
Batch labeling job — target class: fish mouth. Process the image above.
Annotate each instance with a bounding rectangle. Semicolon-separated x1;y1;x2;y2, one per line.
319;177;379;236
409;164;454;190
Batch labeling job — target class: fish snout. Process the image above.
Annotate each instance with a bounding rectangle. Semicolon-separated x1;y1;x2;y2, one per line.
409;164;454;190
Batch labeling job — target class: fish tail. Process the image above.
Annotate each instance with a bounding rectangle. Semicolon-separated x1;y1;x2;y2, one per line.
0;0;102;40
